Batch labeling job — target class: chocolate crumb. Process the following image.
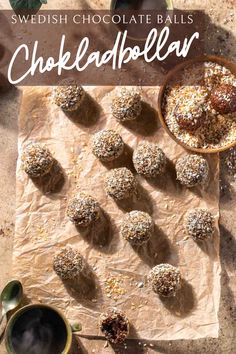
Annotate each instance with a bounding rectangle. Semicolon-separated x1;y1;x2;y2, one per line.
100;309;129;344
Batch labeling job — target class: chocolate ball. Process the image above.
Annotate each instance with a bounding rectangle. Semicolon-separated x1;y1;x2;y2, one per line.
67;192;100;227
176;155;209;188
53;79;85;112
185;209;214;241
53;247;84;280
149;264;182;297
175;105;205;131
92;130;124;162
121;211;154;246
21;142;54;178
112;88;142;122
100;309;129;344
210;84;236;114
174;86;208;131
104;167;137;200
133;142;167;178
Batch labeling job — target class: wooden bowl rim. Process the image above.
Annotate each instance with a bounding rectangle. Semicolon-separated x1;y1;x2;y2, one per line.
157;55;236;154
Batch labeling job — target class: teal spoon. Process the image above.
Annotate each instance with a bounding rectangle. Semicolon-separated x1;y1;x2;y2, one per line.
0;280;23;327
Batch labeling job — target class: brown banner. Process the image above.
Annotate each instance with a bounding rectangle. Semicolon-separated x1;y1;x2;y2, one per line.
0;10;205;86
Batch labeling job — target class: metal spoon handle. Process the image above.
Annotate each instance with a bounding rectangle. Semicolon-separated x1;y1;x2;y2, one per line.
0;313;6;343
0;313;6;326
0;325;6;343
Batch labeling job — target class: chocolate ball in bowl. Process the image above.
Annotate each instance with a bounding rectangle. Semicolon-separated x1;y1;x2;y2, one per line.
210;84;236;115
174;86;208;131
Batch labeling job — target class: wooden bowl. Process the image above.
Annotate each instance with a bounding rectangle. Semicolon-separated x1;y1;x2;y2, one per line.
157;55;236;154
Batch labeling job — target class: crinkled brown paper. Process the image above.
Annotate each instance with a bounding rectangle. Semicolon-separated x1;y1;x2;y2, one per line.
13;86;221;340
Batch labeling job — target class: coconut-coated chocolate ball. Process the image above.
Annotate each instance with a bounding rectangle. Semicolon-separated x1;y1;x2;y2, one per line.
92;130;124;162
185;209;214;241
21;142;54;178
53;79;85;112
176;155;209;188
67;192;100;227
149;264;182;297
210;84;236;114
100;309;129;344
104;167;137;200
133;142;167;178
111;87;142;122
121;211;154;246
53;247;84;280
174;86;207;131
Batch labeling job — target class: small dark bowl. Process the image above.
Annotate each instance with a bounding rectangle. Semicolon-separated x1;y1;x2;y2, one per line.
5;304;72;354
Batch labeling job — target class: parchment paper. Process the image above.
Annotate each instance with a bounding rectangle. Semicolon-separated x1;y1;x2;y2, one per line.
13;86;221;340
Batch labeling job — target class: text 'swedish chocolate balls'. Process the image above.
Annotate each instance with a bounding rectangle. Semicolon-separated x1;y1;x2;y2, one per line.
22;142;54;178
176;154;209;188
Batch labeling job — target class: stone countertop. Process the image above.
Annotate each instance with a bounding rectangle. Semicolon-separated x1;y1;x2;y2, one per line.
0;0;235;353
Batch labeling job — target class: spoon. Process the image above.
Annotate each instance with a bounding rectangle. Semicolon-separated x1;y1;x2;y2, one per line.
0;280;23;327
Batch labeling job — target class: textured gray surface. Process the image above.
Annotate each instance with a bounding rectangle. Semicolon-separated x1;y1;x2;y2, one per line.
0;0;235;353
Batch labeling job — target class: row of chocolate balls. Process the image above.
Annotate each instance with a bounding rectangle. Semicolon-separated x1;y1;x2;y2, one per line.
53;81;142;122
21;135;210;188
53;80;236;131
